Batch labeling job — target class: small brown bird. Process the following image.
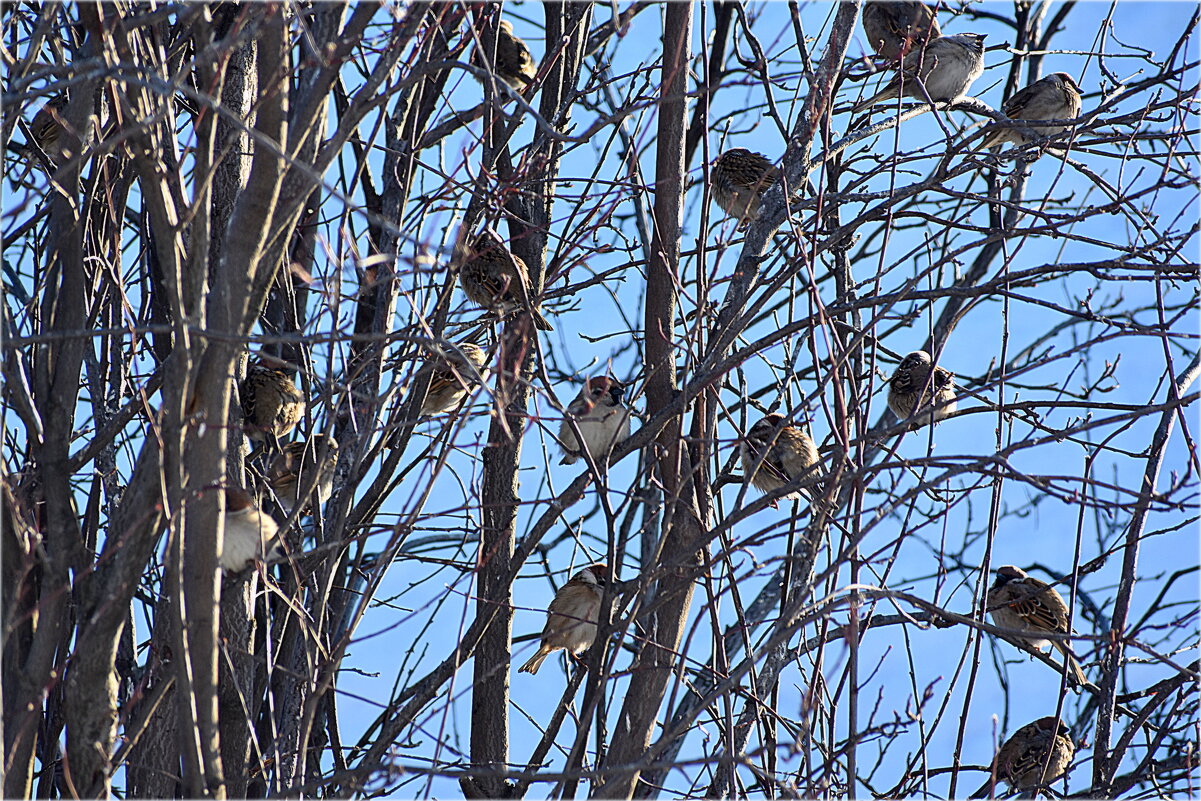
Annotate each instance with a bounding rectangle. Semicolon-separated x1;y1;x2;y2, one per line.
26;95;68;158
471;18;538;92
519;563;607;675
740;413;822;503
240;362;306;450
218;486;281;572
854;32;987;112
981;72;1083;151
710;148;779;229
559;376;631;466
458;230;553;331
861;1;942;61
266;435;339;516
971;716;1075;798
987;565;1088;686
416;341;488;416
887;350;957;426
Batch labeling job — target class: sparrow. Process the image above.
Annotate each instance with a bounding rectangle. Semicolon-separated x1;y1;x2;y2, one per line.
217;486;281;572
740;413;822;503
853;32;987;112
981;72;1083;151
416;341;488;416
710;148;779;229
887;350;957;426
240;362;306;450
986;565;1088;686
971;716;1075;798
25;95;68;158
265;435;339;516
518;563;607;675
457;230;553;331
558;376;631;466
470;18;538;92
861;1;942;62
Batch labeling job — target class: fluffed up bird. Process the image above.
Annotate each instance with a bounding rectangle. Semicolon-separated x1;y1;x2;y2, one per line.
970;716;1075;798
26;95;68;158
887;350;957;426
416;341;488;416
518;563;607;675
986;565;1088;686
471;18;538;92
266;435;339;516
559;376;631;466
740;413;822;505
710;148;779;229
240;362;306;450
458;230;553;331
981;72;1083;151
854;32;987;112
861;1;942;62
218;486;281;573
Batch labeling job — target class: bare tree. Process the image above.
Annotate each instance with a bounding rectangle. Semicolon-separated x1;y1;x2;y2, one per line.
2;2;1197;799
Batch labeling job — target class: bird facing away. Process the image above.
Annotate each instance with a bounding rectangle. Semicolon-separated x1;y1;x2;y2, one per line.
266;435;340;516
416;341;488;416
971;716;1075;798
458;230;553;331
558;376;631;466
218;486;281;573
740;413;822;503
710;148;779;229
887;350;957;426
987;565;1088;686
240;363;306;450
861;1;942;61
471;19;538;92
519;563;607;674
981;72;1083;151
854;32;987;112
26;95;68;159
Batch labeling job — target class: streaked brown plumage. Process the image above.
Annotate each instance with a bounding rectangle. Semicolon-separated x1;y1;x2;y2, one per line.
27;95;67;157
558;376;631;466
981;72;1083;151
854;32;987;112
471;19;537;91
861;1;942;61
458;230;553;331
266;435;339;516
518;563;607;675
888;350;957;426
416;341;489;416
740;413;821;503
971;716;1075;798
710;148;779;229
240;363;306;450
987;565;1088;686
218;486;281;572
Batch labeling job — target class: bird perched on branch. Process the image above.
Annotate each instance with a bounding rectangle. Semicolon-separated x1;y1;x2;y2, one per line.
710;148;779;229
240;362;306;450
861;1;942;62
558;376;631;466
24;95;68;159
986;565;1089;686
266;435;339;516
470;18;537;92
740;413;822;505
887;350;957;426
217;486;281;573
970;716;1075;798
458;230;553;331
981;72;1083;151
854;32;987;112
415;341;488;417
518;563;607;675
